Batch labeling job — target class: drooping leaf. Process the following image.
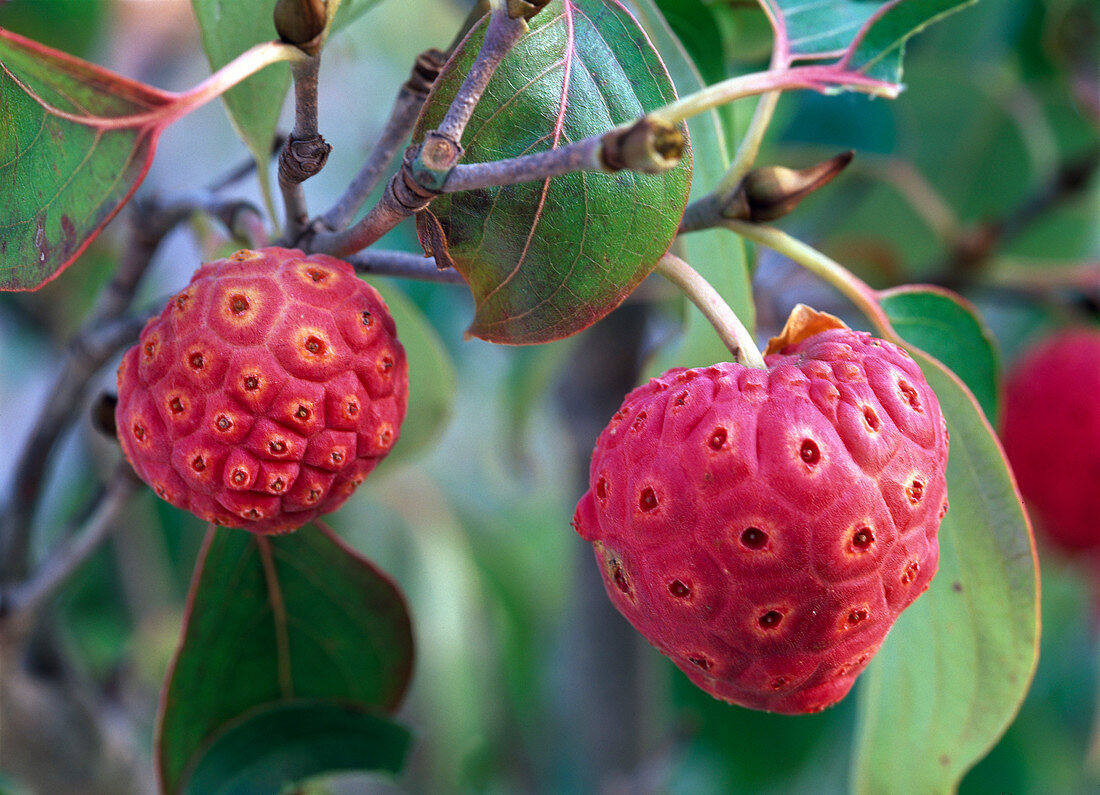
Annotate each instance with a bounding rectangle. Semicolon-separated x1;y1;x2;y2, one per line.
415;0;693;344
878;285;1001;422
183;701;411;795
765;0;978;82
630;0;755;374
191;0;289;211
371;279;455;467
851;333;1039;792
0;28;175;290
157;524;414;794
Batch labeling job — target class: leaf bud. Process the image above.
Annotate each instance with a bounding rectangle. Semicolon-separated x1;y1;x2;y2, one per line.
725;151;854;222
274;0;327;55
600;117;683;175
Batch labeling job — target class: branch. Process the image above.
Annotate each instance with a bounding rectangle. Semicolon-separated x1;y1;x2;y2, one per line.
278;55;331;243
345;249;467;284
320;48;447;231
0;313;147;582
0;469;137;629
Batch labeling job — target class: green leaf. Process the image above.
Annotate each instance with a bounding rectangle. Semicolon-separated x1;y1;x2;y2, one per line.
183;701;411;795
768;0;978;82
330;0;388;32
878;286;1001;422
416;0;693;344
191;0;288;206
371;279;454;467
851;340;1039;792
630;0;755;374
0;28;175;290
157;524;414;794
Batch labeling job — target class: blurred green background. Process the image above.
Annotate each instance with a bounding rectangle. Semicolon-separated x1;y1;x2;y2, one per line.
0;0;1097;792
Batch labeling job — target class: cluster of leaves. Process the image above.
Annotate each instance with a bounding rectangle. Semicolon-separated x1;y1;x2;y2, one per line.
2;0;1093;790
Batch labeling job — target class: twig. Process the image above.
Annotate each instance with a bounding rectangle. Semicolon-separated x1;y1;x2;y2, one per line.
655;253;766;369
345;249;466;283
320;49;447;231
278;55;331;243
0;469;136;627
434;2;528;145
0;218;164;583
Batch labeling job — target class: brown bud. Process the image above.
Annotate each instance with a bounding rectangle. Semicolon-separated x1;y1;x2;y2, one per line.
274;0;327;54
507;0;552;21
726;151;854;222
601;117;683;175
91;392;119;439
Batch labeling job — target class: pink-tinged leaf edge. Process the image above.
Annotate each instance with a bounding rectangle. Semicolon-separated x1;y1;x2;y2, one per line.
1;28;301;291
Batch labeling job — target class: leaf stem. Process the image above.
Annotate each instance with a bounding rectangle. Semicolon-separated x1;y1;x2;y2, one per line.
647;64;899;127
656;253;766;369
724;219;894;337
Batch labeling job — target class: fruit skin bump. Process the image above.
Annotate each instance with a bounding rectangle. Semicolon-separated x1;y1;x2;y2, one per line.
572;328;949;714
1001;328;1100;553
115;247;407;534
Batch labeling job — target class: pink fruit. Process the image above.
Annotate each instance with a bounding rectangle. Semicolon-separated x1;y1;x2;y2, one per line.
572;327;949;714
1001;328;1100;552
115;247;407;534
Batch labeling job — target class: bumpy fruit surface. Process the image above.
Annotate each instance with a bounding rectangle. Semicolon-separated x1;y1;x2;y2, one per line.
572;328;949;714
115;247;407;534
1001;328;1100;552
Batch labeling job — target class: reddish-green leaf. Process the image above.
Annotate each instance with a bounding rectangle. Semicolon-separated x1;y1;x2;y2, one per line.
415;0;692;344
766;0;977;81
156;524;414;794
0;28;175;290
851;315;1039;792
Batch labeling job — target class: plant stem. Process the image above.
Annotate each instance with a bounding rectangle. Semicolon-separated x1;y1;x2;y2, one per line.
346;250;466;283
0;469;136;625
724;219;894;337
442;136;604;192
656;253;766;369
321;49;447;231
279;55;330;243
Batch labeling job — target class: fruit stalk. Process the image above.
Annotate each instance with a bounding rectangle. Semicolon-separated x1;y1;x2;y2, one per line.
656;253;766;369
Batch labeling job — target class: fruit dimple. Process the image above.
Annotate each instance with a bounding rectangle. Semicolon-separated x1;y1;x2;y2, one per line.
114;247;409;535
639;487;658;512
799;438;820;465
851;526;874;550
740;527;768;550
758;610;783;629
668;579;691;598
708;428;727;450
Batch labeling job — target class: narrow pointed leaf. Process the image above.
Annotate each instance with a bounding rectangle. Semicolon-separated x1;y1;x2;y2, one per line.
0;28;175;290
183;701;411;795
878;285;1001;421
851;333;1039;792
416;0;692;344
157;524;414;794
765;0;977;81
